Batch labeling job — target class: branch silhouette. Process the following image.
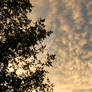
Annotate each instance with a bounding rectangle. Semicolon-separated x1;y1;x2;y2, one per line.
0;0;55;92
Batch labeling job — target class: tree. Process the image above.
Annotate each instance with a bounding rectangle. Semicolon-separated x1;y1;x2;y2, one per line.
0;0;55;92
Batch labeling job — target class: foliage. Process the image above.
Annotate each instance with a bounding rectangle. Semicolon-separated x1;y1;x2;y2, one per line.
0;0;55;92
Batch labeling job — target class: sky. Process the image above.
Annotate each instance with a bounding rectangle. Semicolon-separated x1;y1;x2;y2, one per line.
30;0;92;92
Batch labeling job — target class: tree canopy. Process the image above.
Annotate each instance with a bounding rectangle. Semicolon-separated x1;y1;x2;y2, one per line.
0;0;55;92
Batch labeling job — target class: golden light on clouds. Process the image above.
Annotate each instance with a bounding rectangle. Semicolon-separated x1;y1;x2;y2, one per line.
30;0;92;92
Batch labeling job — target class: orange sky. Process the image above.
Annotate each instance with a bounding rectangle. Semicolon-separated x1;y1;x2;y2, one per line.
30;0;92;92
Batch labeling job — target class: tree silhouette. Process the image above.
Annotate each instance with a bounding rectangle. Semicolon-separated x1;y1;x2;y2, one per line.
0;0;55;92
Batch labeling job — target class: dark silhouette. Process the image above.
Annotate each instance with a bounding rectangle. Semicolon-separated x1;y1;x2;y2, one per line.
0;0;55;92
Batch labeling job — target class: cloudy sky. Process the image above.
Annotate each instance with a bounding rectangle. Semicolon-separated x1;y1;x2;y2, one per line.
30;0;92;92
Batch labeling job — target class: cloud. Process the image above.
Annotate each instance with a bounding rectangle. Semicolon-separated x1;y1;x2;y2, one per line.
48;0;92;91
72;88;92;92
29;0;92;92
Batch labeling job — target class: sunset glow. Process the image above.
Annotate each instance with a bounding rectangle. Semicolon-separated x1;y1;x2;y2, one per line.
30;0;92;92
